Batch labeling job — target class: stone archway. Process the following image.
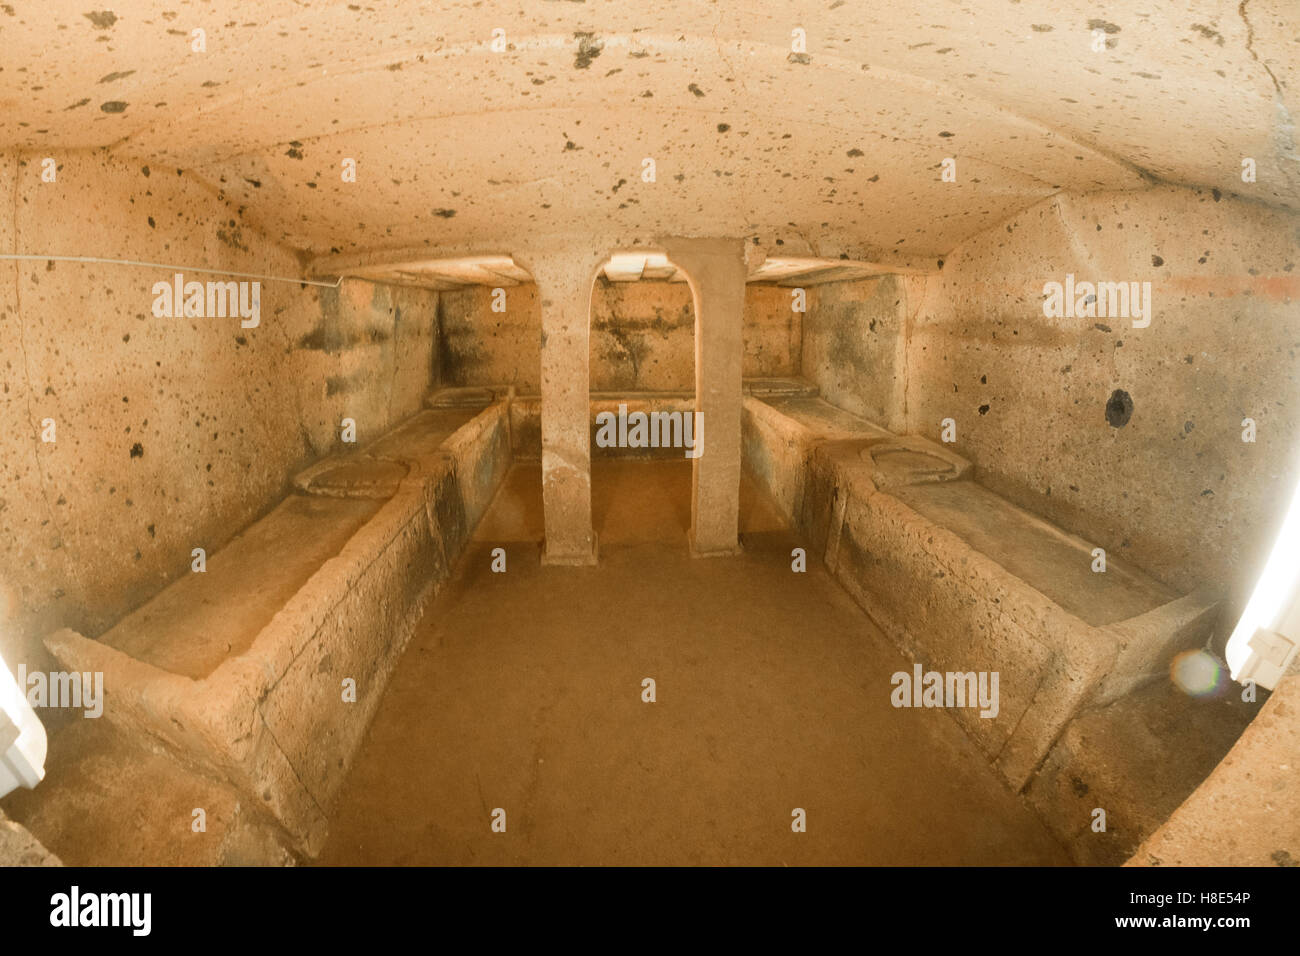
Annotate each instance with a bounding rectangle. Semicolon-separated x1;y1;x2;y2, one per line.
515;237;748;565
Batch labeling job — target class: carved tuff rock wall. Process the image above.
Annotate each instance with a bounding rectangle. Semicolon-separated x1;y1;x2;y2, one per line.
0;0;1297;876
802;187;1300;618
437;281;798;392
0;151;440;676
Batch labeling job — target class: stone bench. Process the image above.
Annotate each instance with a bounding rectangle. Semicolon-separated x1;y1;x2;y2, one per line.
42;394;512;856
742;394;1217;790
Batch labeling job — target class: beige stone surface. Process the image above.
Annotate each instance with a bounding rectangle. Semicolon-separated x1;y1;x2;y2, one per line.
1130;674;1300;867
803;277;910;432
439;282;798;393
0;150;441;681
36;402;512;855
1027;679;1257;866
3;720;294;866
905;188;1300;606
0;807;62;867
517;247;610;566
6;2;1294;257
665;238;747;557
317;460;1070;866
2;1;1298;869
739;393;1232;793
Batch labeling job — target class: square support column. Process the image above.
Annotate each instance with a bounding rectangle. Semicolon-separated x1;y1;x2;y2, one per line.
663;238;747;557
516;247;607;566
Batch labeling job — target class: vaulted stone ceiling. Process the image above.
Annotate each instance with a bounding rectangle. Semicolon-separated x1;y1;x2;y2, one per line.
1;1;1295;268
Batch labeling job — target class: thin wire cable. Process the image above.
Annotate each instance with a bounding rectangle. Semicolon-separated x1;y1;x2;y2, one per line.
0;253;345;288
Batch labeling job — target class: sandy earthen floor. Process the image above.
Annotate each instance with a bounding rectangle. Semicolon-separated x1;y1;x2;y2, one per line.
319;460;1068;865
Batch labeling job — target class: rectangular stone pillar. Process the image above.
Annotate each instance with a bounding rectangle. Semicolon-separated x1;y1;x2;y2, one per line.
518;248;605;565
664;238;746;557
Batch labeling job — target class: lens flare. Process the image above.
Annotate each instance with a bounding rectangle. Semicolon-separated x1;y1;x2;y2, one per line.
1170;649;1224;697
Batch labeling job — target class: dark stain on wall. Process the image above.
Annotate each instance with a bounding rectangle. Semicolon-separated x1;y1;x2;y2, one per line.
325;371;369;396
598;328;651;390
574;31;603;69
1106;389;1134;428
216;221;249;252
437;291;491;384
296;286;394;353
83;11;117;29
300;287;345;352
592;285;693;390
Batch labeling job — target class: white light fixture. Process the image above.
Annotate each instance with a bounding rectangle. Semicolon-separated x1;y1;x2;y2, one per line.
1226;473;1300;690
0;649;47;799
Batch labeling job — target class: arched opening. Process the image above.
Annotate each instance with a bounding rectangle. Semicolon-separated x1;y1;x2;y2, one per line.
588;251;698;547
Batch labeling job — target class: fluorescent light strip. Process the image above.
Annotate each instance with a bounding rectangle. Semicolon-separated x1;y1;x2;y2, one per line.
1227;472;1300;679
